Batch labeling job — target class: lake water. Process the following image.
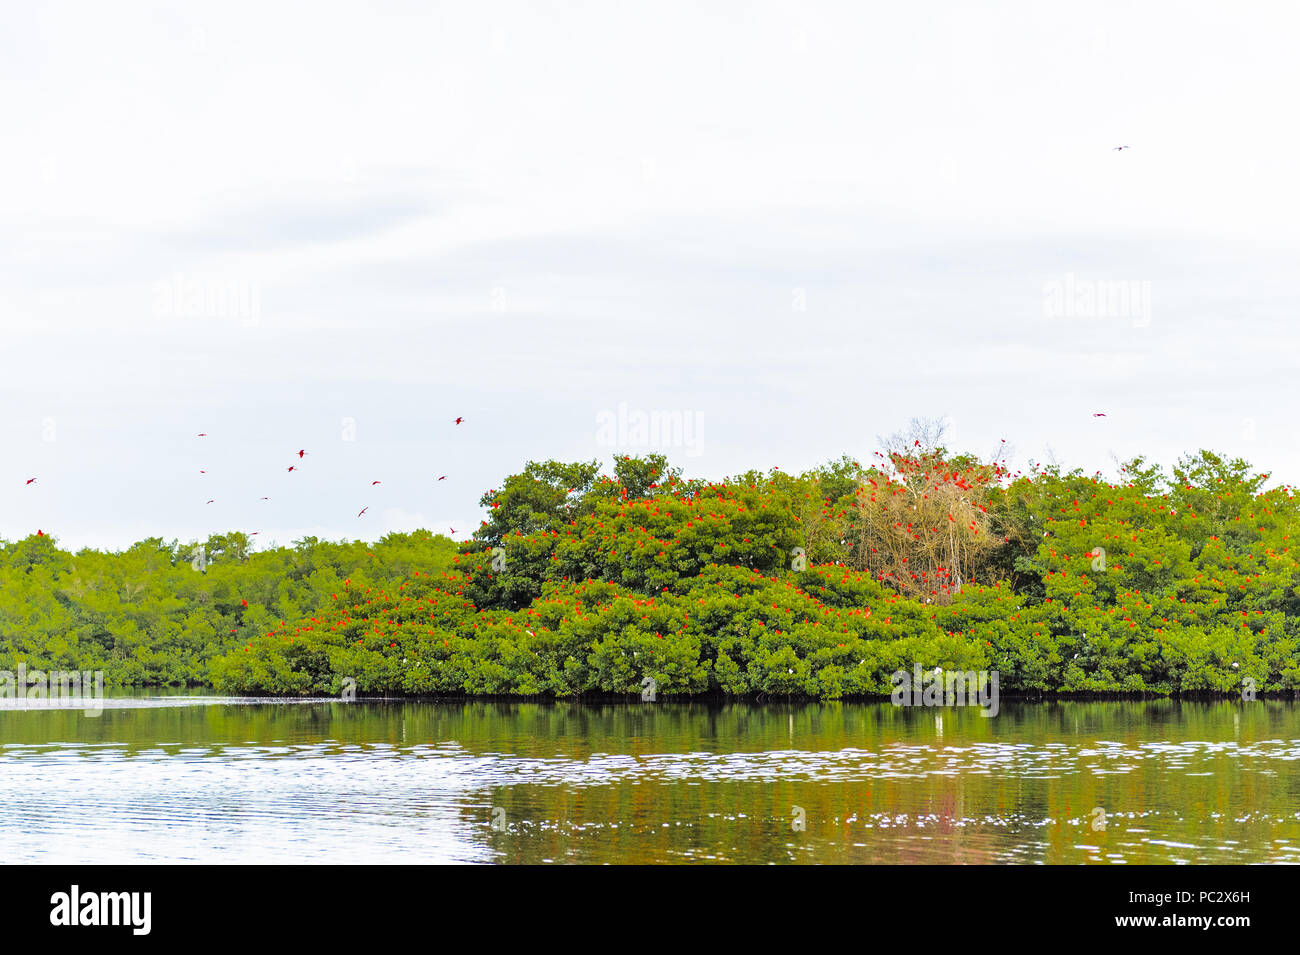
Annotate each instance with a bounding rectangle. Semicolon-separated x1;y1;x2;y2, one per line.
1;695;1298;864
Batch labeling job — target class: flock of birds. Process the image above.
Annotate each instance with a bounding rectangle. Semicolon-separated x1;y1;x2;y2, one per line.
22;416;468;542
21;405;1115;543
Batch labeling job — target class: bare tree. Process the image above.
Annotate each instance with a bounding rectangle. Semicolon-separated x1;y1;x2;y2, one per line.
877;416;950;456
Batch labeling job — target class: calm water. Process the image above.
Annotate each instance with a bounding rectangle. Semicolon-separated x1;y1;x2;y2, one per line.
1;695;1298;864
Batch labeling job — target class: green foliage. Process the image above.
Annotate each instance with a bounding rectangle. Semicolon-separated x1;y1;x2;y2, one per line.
0;530;457;687
8;449;1300;700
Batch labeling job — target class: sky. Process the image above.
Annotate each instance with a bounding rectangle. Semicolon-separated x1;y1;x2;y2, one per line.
2;0;1298;552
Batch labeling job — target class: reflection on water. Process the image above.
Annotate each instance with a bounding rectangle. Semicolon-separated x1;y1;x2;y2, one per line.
1;697;1297;863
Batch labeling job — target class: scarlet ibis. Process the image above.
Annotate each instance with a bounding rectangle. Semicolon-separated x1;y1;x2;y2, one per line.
25;478;35;485
454;417;464;425
1092;413;1106;417
297;449;307;458
1113;145;1131;151
197;433;207;437
357;507;368;518
287;466;297;472
371;480;381;485
206;499;215;504
437;475;447;481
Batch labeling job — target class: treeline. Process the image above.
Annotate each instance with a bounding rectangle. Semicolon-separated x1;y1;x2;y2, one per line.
5;444;1300;698
0;531;458;685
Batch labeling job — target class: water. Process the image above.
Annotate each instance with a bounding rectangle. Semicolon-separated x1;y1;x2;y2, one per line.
2;696;1298;863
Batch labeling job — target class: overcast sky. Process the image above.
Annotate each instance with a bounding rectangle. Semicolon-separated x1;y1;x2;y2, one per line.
3;0;1298;552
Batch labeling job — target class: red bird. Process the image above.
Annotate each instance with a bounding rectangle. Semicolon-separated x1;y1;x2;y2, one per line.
37;529;45;536
206;499;215;504
296;449;307;458
197;433;207;437
25;478;35;485
449;526;456;534
287;466;297;472
437;475;447;481
1092;413;1107;417
371;480;381;485
357;507;369;518
241;599;248;608
454;417;464;425
260;496;270;501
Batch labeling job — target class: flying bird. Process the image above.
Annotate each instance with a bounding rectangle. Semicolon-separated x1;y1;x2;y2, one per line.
437;475;447;481
296;450;308;458
454;417;464;425
206;499;215;504
287;466;297;473
1092;413;1107;417
449;527;456;534
1113;145;1131;151
260;496;270;501
197;433;207;437
357;507;369;518
371;480;381;486
25;478;36;485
